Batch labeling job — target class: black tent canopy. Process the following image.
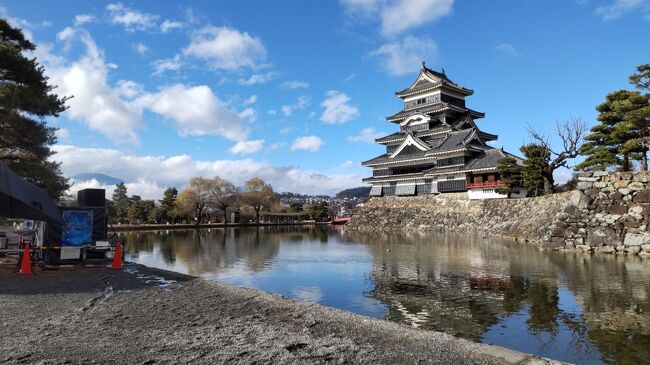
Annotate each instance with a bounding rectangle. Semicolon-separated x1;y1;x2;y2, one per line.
0;162;63;224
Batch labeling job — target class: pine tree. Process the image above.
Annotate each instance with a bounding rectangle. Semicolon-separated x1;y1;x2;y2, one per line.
158;187;178;223
495;156;524;196
579;87;649;171
520;144;548;196
112;183;129;222
627;64;650;170
0;19;70;198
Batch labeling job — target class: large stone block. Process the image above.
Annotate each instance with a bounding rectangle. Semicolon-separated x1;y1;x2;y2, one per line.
614;180;630;189
578;177;599;182
629;182;645;191
569;191;591;209
577;181;593;190
586;228;620;247
624;232;650;246
632;190;650;203
608;205;629;215
633;173;649;183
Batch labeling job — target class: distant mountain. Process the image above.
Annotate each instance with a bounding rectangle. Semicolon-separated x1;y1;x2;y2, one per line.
72;173;124;185
335;187;370;199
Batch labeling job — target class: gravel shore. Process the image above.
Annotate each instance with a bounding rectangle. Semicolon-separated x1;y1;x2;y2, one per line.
0;262;564;364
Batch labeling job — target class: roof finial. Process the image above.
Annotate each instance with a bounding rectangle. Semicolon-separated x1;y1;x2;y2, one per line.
441;67;446;75
421;61;426;69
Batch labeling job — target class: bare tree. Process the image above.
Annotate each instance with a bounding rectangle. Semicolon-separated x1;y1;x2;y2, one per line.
206;177;237;223
527;118;586;194
239;177;276;223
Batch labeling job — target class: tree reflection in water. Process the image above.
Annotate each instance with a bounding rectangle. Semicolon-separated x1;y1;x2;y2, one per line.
123;227;650;365
352;231;650;365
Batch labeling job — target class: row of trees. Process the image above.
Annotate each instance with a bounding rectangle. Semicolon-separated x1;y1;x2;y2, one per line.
497;63;649;196
109;177;332;225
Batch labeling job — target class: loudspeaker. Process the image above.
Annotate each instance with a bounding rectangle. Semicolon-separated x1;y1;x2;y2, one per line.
77;188;106;207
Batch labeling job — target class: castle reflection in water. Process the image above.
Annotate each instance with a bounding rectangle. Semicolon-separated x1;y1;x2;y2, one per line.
123;226;650;365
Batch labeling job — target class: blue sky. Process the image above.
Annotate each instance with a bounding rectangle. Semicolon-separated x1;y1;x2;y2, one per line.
2;0;648;198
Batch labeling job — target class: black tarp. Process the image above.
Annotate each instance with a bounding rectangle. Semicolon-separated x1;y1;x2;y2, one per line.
0;162;63;224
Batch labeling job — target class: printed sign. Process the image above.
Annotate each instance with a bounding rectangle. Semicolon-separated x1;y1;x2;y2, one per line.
62;210;93;247
60;246;81;260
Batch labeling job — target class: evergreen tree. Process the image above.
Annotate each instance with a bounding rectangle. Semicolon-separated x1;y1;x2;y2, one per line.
629;64;650;91
579;89;649;171
495;156;523;196
307;201;329;222
112;183;129;222
627;64;650;170
0;19;70;198
158;187;178;223
520;144;548;196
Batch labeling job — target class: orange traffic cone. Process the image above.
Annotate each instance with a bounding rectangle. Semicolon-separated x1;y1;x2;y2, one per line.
111;241;122;270
18;243;33;275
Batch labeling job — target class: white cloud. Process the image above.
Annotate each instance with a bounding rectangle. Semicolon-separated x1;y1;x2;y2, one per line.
339;0;454;36
106;2;160;32
381;0;454;36
137;84;249;141
238;107;257;121
281;80;309;89
52;145;361;197
238;72;277;85
267;109;277;115
281;96;310;117
494;43;520;58
115;80;144;99
133;42;149;54
74;14;95;26
339;0;383;20
229;140;265;155
243;94;258;105
68;177;166;201
370;36;438;76
279;127;292;134
595;0;650;21
347;128;384;143
340;160;355;168
291;136;323;152
152;54;182;75
269;142;286;150
183;26;267;70
55;128;71;142
319;90;359;124
45;28;142;144
160;19;183;33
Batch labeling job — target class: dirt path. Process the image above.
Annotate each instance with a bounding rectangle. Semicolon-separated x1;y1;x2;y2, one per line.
0;262;564;364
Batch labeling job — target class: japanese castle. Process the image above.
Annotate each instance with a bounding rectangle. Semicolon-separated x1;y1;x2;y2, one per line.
362;62;525;199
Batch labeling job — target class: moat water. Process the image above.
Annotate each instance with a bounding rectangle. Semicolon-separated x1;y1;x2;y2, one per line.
122;226;650;365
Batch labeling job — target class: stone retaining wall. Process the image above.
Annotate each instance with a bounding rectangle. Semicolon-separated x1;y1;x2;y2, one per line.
347;171;650;257
563;171;650;255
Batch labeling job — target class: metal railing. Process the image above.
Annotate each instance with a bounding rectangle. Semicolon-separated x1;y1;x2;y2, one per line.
466;180;505;189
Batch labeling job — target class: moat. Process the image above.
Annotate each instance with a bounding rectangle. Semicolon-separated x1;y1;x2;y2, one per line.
122;226;650;365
